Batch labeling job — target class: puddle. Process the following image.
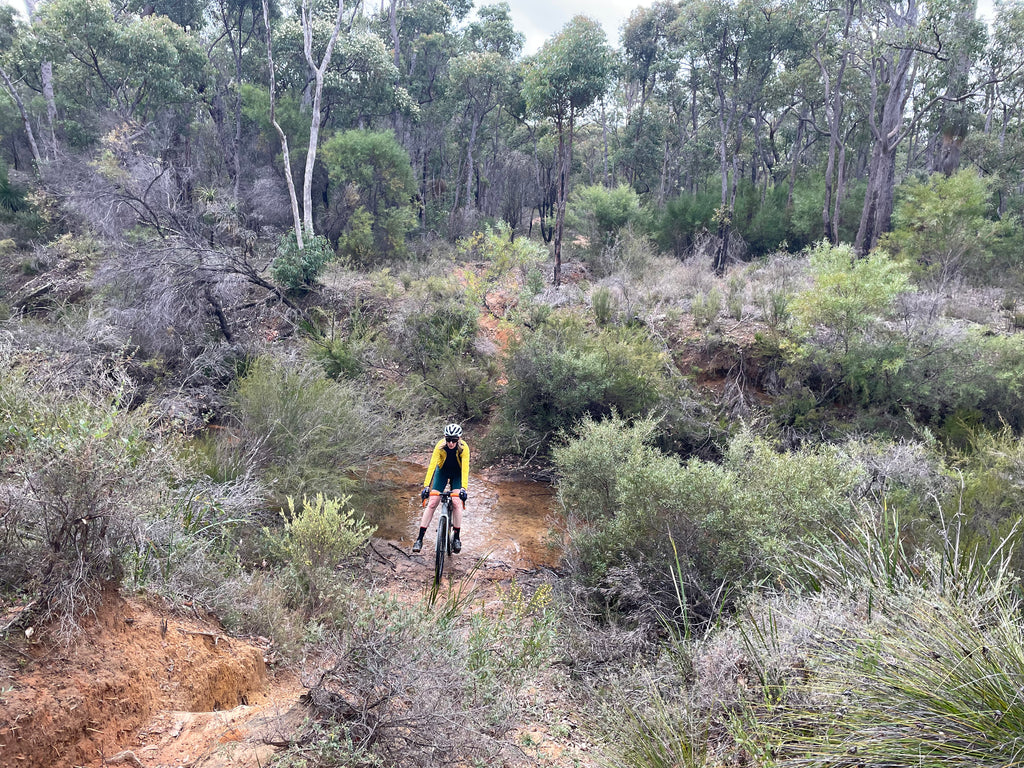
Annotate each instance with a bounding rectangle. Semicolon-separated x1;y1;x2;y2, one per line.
367;460;563;569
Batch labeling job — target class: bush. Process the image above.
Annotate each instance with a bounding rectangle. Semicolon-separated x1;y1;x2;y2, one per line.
280;581;556;767
270;232;336;290
555;419;864;623
881;169;1003;285
497;315;668;453
790;241;911;352
567;183;649;251
320;129;418;264
0;370;180;641
227;357;418;497
735;512;1023;768
261;493;375;608
654;191;717;256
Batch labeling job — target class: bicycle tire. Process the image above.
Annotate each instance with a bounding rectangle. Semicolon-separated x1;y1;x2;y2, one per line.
434;512;448;586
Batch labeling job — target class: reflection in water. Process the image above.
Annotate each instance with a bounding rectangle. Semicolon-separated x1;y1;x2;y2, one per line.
369;460;562;569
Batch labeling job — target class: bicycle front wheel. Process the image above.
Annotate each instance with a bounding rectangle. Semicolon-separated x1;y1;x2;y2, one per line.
434;515;448;586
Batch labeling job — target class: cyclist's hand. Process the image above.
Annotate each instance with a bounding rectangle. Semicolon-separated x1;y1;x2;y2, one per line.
420;487;430;501
458;489;468;502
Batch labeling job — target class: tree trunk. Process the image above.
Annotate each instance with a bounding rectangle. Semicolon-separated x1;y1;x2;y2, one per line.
0;66;42;168
464;116;478;213
300;0;345;243
263;0;303;249
553;115;569;286
854;35;916;255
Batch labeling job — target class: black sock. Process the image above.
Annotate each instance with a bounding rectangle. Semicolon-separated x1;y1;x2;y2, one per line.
453;527;460;539
417;527;426;540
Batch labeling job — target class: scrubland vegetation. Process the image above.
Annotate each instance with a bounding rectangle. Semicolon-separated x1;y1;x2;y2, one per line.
4;0;1024;765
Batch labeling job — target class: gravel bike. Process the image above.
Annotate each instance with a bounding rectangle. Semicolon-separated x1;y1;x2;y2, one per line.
432;490;455;587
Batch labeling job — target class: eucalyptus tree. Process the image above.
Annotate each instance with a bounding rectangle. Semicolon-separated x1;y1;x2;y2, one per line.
975;0;1024;214
851;0;923;254
26;0;207;134
619;0;680;188
523;15;612;285
918;0;986;175
678;0;798;271
261;0;345;249
0;7;41;168
206;0;267;198
375;0;462;225
448;51;516;218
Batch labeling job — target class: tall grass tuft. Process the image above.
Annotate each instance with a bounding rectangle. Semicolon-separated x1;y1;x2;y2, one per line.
755;595;1024;768
733;503;1024;768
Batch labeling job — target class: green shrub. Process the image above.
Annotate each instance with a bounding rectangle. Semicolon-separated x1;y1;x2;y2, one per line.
303;304;382;380
274;493;375;567
790;240;911;352
396;292;481;377
691;287;721;329
881;169;1003;284
228;357;406;497
555;420;864;622
422;361;495;422
943;427;1024;576
655;191;717;256
320;129;418;264
591;285;618;326
733;180;789;257
455;221;548;287
260;494;375;608
270;232;336;290
498;316;668;452
567;183;649;252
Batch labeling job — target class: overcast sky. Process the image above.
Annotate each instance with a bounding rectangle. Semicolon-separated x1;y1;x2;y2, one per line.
503;0;640;54
504;0;998;55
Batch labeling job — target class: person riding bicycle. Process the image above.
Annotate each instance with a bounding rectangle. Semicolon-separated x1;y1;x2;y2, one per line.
413;423;469;554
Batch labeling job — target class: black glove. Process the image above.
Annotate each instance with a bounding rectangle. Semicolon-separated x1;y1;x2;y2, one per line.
421;487;430;501
458;489;467;502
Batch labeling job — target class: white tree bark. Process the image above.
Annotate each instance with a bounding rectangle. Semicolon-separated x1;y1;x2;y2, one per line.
299;0;345;242
0;65;42;167
262;0;303;249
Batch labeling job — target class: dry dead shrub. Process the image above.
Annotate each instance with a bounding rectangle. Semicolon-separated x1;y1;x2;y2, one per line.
0;373;182;643
286;582;556;767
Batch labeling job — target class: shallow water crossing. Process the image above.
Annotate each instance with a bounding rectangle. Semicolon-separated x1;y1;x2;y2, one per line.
368;460;562;569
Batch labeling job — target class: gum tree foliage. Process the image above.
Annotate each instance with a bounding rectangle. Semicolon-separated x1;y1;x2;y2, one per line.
319;128;418;264
26;0;207;128
523;15;612;285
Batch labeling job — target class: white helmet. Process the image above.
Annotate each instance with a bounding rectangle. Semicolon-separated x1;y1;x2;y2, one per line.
444;423;463;439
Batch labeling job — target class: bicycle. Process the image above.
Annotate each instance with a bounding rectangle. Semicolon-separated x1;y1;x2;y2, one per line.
435;491;456;586
422;490;455;587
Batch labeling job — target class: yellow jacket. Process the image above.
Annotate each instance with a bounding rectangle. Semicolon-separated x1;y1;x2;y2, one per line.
423;439;470;489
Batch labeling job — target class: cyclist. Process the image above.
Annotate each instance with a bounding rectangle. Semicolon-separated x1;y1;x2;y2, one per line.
413;423;469;554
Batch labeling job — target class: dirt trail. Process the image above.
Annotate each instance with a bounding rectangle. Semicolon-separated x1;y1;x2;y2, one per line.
0;469;597;768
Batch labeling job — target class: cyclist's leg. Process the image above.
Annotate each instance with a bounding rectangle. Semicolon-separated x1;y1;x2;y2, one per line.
448;477;464;529
418;470;446;529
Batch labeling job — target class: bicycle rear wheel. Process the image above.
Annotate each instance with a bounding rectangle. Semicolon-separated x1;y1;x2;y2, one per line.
434;514;448;586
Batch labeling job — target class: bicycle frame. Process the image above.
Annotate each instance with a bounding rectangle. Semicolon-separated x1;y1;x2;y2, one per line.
433;491;453;586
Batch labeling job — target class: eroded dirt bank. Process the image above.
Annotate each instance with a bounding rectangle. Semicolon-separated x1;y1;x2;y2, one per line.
0;591;281;768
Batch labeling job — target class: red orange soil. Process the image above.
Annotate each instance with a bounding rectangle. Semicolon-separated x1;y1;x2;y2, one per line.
0;593;302;768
